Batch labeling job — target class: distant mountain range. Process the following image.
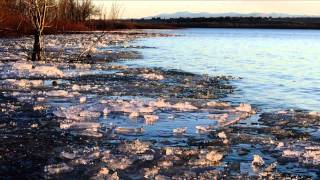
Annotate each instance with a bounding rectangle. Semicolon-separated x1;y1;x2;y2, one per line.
145;11;311;19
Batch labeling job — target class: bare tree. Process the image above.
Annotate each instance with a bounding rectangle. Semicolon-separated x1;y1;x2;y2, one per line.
109;1;123;22
24;0;54;61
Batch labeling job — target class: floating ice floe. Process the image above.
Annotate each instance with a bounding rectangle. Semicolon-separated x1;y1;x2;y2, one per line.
196;125;212;133
144;115;159;124
70;129;103;138
79;111;101;118
79;96;86;103
252;155;265;166
60;122;101;130
206;101;230;108
114;127;144;134
208;113;229;122
172;102;198;111
217;131;227;139
173;127;187;134
235;103;255;114
148;98;171;108
282;149;302;158
129;112;139;119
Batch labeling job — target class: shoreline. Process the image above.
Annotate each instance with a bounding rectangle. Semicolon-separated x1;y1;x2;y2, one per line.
0;31;320;179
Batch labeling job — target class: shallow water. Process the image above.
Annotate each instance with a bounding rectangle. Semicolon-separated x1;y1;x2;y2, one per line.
124;28;320;112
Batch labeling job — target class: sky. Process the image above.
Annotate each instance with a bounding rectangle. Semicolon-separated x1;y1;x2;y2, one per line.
94;0;320;19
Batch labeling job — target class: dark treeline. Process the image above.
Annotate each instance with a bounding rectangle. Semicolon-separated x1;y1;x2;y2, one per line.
89;16;320;30
90;16;319;30
126;17;320;29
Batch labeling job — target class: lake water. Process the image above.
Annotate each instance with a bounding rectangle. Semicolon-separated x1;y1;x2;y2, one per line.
124;28;320;112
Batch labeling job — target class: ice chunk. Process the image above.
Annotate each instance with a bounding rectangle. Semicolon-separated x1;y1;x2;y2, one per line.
172;102;198;111
144;115;159;124
140;73;164;81
60;122;101;130
282;150;302;158
207;101;230;108
303;149;320;165
139;107;155;114
196;125;211;133
129;112;139;119
72;84;80;91
79;96;86;104
60;151;76;160
173;127;187;134
252;155;264;166
79;111;101;118
103;108;110;116
114;127;144;134
158;161;173;168
71;130;103;138
208;113;228;122
46;90;69;97
217;131;227;139
32;66;64;77
44;163;73;175
12;62;32;70
235;103;255;114
206;151;223;162
149;99;171;108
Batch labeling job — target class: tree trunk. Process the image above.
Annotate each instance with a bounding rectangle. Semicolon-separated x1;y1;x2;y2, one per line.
32;31;43;61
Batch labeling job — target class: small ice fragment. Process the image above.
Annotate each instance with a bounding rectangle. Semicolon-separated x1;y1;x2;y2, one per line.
60;151;76;160
282;149;302;158
79;96;86;104
12;62;32;70
140;73;164;81
114;127;144;134
252;155;265;166
195;125;211;133
172;102;198;111
139;107;154;114
46;90;69;97
103;108;110;116
217;131;227;139
206;151;223;162
144;115;159;124
207;101;230;108
72;84;80;91
31;123;38;128
235;103;255;114
129;112;139;119
173;127;187;134
44;163;73;175
79;111;101;118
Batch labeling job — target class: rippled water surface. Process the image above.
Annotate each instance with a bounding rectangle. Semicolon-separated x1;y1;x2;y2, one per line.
124;28;320;112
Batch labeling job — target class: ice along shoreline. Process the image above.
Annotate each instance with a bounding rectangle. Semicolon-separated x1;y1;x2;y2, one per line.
0;31;320;179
